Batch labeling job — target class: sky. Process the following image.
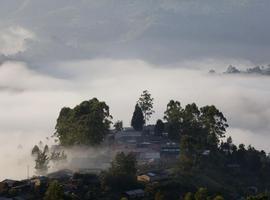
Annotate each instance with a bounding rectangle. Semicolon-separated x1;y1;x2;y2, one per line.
0;0;270;179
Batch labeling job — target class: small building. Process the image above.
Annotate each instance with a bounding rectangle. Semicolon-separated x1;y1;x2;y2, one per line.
11;182;31;193
1;179;19;188
143;125;155;135
160;143;180;158
47;169;73;181
137;171;168;183
30;176;48;187
202;150;210;156
123;189;145;199
115;130;142;144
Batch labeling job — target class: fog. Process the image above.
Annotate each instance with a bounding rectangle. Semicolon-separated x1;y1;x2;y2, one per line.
0;59;270;179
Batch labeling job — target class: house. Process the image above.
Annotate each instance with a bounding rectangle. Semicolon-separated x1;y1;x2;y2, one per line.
47;169;73;181
143;125;155;135
115;130;142;144
140;152;160;160
202;150;210;156
137;171;168;183
11;182;31;193
72;172;100;185
1;179;19;188
160;143;180;158
30;176;48;187
123;189;145;199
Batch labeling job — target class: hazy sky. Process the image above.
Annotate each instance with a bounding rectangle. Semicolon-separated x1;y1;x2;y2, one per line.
0;0;270;179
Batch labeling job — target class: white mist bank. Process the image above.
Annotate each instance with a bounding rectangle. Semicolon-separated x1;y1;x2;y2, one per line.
0;132;44;180
0;59;270;180
0;130;113;180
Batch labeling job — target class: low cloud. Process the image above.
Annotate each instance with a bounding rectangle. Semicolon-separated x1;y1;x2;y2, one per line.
0;26;34;56
0;60;269;164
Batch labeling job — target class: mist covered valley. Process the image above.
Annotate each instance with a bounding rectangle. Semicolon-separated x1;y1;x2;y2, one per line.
0;59;270;181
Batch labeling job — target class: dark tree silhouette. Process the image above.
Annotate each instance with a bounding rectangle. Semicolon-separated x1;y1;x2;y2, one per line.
131;104;145;131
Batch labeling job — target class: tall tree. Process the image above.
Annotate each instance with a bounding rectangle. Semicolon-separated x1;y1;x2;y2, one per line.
199;105;228;148
164;100;183;141
55;98;112;146
131;104;145;131
137;90;154;122
182;103;201;134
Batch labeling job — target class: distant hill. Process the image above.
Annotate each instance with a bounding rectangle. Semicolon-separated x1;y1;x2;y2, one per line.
209;64;270;76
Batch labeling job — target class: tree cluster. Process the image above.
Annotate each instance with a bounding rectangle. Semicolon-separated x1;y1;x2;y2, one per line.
164;101;228;149
55;98;112;146
31;143;67;175
100;152;138;195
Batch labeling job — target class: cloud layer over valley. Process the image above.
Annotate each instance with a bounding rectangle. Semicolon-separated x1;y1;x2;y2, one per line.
1;60;270;153
0;0;270;180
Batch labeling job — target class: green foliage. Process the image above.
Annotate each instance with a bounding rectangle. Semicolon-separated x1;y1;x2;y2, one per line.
32;144;68;175
44;181;64;200
114;120;123;132
101;152;138;193
31;145;40;156
164;100;228;149
184;192;194;200
120;198;128;200
199;105;228;148
55;98;112;146
137;90;154;122
164;100;183;141
178;135;197;173
131;104;145;131
182;103;201;133
110;152;137;176
155;191;166;200
194;187;208;200
154;119;164;136
213;195;224;200
8;188;18;197
50;150;67;164
32;145;50;175
84;185;102;200
246;193;269;200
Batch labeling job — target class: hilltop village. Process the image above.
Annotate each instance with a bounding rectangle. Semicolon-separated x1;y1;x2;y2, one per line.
0;91;270;200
